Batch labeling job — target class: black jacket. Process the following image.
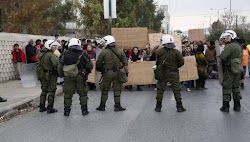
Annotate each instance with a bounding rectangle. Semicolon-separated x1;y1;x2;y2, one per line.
25;44;36;63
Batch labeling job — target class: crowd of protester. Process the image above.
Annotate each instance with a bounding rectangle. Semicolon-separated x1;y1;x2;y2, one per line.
10;34;99;90
9;34;250;92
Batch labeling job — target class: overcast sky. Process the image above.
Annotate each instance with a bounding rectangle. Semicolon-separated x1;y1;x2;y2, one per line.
154;0;250;31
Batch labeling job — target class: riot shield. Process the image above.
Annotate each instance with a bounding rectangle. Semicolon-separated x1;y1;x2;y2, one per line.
19;63;39;88
215;40;223;85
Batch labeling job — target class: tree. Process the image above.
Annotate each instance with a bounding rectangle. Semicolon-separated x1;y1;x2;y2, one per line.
207;20;226;41
0;0;79;35
207;11;250;43
80;0;108;37
80;0;165;37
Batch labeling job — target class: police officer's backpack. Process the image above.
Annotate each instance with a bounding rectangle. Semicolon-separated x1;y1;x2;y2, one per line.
154;49;169;80
63;53;83;77
36;52;47;80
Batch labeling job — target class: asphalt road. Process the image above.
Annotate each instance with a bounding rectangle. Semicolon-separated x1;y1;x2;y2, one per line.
0;79;250;142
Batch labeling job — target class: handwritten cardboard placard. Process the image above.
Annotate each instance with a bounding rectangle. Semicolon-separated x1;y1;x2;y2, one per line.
148;33;164;49
87;60;96;83
125;61;157;85
112;27;148;50
179;56;199;82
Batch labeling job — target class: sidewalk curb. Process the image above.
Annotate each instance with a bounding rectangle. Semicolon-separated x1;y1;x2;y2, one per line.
0;88;64;121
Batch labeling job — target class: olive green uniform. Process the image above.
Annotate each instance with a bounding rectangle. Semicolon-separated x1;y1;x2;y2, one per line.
39;51;58;108
58;50;93;109
220;41;242;102
96;47;128;105
156;48;184;103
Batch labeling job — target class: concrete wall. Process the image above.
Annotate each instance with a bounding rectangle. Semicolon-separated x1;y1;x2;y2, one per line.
0;32;70;83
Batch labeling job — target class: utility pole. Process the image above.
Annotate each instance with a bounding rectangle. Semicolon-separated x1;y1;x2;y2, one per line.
109;0;112;35
235;15;238;30
204;15;216;26
230;0;232;17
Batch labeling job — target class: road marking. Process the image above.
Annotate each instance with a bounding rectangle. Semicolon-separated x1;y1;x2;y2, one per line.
241;104;250;113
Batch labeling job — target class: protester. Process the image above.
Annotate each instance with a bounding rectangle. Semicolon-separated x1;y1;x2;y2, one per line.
142;49;150;61
128;47;143;91
182;46;186;56
86;45;96;60
206;41;217;79
35;39;42;50
60;40;66;53
149;46;159;61
86;45;96;90
195;44;208;89
25;39;36;63
11;44;26;79
55;34;59;42
92;46;97;55
40;39;47;50
183;46;193;91
241;43;249;89
247;44;250;77
192;43;198;55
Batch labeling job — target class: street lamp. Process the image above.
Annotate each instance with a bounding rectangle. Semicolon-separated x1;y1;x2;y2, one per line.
210;8;227;21
204;15;217;25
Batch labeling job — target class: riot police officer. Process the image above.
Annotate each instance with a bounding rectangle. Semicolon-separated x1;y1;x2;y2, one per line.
58;38;93;116
220;30;243;112
95;35;128;111
155;35;186;112
38;40;60;114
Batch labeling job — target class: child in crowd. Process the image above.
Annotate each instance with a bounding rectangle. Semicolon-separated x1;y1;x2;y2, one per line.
11;44;26;79
183;46;194;91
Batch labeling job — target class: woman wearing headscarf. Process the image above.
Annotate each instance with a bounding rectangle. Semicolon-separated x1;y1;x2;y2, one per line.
195;44;208;89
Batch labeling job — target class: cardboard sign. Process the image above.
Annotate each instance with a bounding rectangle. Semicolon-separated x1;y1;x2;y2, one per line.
87;60;96;83
149;34;182;53
90;57;198;85
179;56;199;82
148;33;164;49
188;29;205;42
125;61;157;85
112;28;148;50
172;34;182;52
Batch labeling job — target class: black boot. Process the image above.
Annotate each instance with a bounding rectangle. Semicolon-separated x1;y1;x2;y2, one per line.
0;96;7;102
64;107;71;116
114;103;126;111
241;83;244;89
47;105;58;114
81;105;89;116
96;102;106;111
137;86;142;91
233;100;241;112
39;105;47;112
155;101;162;112
176;101;186;112
220;101;230;112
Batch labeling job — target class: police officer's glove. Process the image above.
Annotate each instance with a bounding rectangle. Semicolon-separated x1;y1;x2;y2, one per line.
126;73;129;77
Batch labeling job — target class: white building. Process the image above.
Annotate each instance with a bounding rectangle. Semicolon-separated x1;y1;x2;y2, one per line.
157;5;170;34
